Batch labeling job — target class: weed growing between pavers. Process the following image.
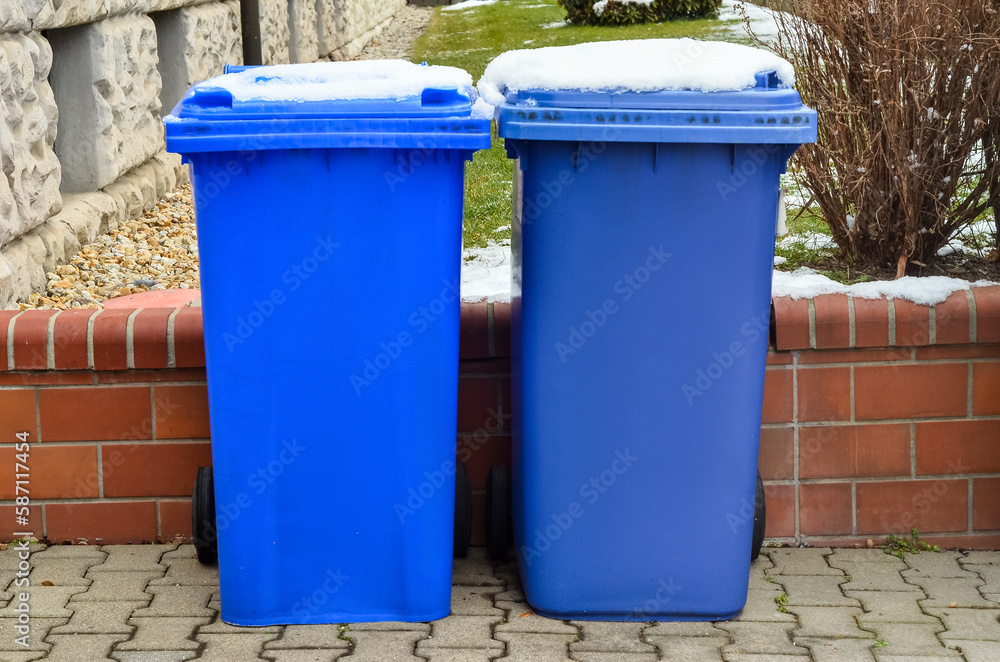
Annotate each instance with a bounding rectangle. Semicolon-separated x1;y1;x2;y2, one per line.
882;529;941;559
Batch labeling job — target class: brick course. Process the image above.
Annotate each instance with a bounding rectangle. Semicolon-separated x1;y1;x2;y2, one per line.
0;287;998;546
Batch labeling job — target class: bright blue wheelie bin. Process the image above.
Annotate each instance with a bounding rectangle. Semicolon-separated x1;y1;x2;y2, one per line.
164;61;490;625
490;42;817;621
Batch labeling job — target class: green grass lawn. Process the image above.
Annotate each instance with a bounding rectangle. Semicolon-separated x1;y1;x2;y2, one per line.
411;0;756;248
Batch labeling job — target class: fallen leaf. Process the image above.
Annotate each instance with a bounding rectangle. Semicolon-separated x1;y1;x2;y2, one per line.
949;602;958;608
520;611;532;618
0;543;7;551
41;581;54;587
867;539;874;548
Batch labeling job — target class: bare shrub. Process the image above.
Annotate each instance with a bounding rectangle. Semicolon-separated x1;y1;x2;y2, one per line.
744;0;1000;271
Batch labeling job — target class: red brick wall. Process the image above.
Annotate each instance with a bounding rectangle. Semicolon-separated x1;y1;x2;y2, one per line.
0;287;998;547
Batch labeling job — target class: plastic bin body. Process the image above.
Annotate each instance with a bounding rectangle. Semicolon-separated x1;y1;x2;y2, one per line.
500;78;816;621
166;69;490;625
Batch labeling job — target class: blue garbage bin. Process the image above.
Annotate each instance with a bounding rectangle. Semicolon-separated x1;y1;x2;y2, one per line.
164;61;491;625
488;41;817;621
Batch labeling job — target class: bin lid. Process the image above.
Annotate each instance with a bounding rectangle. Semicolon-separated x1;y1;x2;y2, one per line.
165;61;493;153
479;39;817;144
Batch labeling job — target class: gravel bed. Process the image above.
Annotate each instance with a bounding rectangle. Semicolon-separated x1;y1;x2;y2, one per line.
17;5;434;310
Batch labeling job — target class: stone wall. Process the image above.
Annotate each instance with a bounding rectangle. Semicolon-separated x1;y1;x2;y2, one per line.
317;0;407;61
0;0;406;309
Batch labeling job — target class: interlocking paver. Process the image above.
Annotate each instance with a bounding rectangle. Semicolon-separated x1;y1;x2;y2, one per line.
0;652;50;662
646;636;729;662
960;552;1000;566
768;548;842;576
113;653;198;662
872;655;961;662
0;544;48;569
148;558;220;586
946;640;1000;662
418;651;501;662
0;586;86;618
453;550;504;586
70;571;160;602
909;576;997;608
780;575;860;607
828;550;906;566
855;622;957;657
901;552;977;578
494;631;575;662
643;622;727;638
264;624;351;649
89;545;173;572
571;654;658;662
0;616;66;652
790;606;873;639
43;633;131;661
161;545;199;560
343;630;429;662
349;622;431;632
196;632;282;661
117;616;212;650
452;585;504;615
49;600;145;634
262;651;349;662
715;622;809;656
199;614;283;636
645;636;726;662
28;557;101;586
723;655;812;662
130;585;215;617
838;565;922;593
569;622;656;654
844;591;940;624
30;545;105;560
965;565;1000;594
496;585;527;602
925;607;1000;641
731;590;797;623
796;637;876;662
748;569;783;592
418;615;503;650
495;601;578;634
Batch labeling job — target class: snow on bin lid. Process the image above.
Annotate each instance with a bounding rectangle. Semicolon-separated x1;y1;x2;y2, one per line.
477;39;797;106
171;60;481;120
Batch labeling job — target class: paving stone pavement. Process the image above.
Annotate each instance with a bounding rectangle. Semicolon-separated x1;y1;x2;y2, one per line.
1;545;999;661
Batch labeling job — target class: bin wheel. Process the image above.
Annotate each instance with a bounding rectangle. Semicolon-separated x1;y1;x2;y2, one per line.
751;471;766;561
486;464;510;561
192;466;218;566
454;461;472;558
